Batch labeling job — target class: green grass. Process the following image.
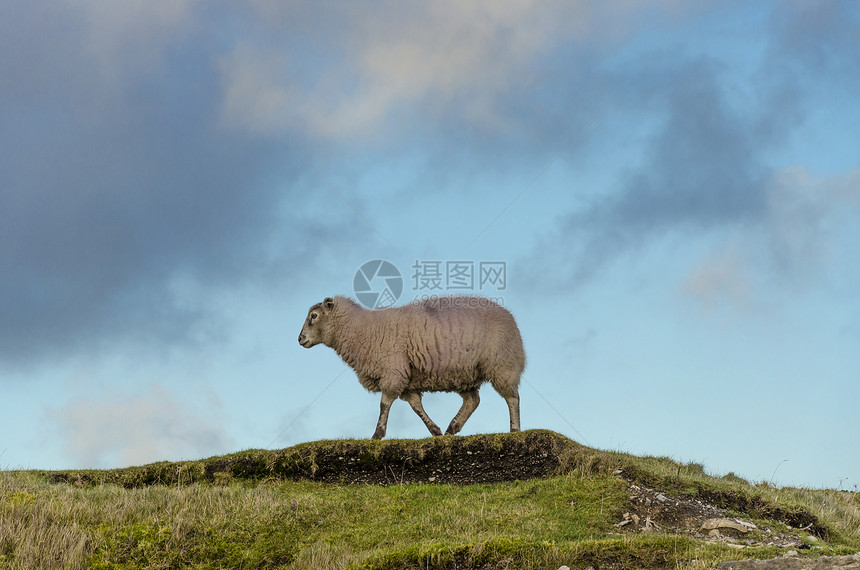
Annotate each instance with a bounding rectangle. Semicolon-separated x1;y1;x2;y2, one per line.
1;430;858;569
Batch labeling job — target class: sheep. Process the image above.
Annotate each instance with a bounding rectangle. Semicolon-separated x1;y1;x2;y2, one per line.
298;295;526;439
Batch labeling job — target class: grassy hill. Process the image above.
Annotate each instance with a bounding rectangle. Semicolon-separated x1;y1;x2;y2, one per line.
1;430;858;569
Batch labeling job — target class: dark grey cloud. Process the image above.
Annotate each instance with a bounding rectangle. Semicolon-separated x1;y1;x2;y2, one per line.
0;2;358;367
524;4;860;290
771;1;860;79
527;59;773;286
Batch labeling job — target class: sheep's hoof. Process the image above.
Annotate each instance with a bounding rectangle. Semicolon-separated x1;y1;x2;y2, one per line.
371;428;385;440
429;427;443;437
445;423;461;436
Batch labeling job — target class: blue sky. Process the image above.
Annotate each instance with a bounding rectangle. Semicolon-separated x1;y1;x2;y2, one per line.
2;1;859;489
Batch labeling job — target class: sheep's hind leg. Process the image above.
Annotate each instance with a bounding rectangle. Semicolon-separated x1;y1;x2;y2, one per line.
445;388;480;435
489;372;521;433
401;391;443;436
504;392;520;433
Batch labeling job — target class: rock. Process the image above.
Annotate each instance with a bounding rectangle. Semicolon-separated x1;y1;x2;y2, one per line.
700;518;750;534
558;566;571;570
643;516;659;533
656;493;669;502
718;553;860;569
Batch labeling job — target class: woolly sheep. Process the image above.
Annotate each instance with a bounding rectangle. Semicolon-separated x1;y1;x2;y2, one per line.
298;295;526;439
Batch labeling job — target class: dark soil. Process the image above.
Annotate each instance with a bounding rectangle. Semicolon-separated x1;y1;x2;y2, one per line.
47;430;572;488
276;430;563;485
619;478;824;550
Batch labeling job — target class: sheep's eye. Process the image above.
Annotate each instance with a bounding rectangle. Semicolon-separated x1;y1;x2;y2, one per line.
310;312;318;322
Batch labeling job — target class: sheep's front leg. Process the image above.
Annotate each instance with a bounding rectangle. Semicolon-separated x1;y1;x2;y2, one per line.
372;392;397;440
401;391;443;436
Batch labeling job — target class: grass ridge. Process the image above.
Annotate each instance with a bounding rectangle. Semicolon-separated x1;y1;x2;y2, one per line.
2;430;857;569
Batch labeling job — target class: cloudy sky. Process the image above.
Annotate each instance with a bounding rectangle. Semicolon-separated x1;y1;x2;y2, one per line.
2;1;858;488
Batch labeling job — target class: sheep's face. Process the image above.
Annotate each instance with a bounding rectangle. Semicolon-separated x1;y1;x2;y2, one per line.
298;297;335;348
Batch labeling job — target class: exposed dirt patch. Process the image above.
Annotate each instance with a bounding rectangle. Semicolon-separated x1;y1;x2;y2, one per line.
47;430;573;488
286;431;562;485
617;478;824;550
695;486;828;538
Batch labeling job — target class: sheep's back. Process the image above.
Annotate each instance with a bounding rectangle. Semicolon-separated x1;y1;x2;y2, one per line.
401;297;524;383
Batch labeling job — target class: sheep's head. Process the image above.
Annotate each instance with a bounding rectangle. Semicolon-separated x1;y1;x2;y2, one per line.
298;297;335;348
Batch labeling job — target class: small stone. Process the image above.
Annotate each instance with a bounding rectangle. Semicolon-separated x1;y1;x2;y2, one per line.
428;477;436;482
615;519;632;527
558;566;571;570
631;514;640;524
700;518;749;534
643;516;659;533
644;498;652;507
656;493;668;502
783;550;798;557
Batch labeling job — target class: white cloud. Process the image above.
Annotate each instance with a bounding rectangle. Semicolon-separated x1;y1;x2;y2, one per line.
51;382;233;468
682;165;860;312
65;0;198;81
218;41;298;134
765;166;860;277
682;242;753;313
219;0;704;139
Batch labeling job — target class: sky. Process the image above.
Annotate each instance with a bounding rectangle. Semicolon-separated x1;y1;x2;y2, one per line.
1;0;859;489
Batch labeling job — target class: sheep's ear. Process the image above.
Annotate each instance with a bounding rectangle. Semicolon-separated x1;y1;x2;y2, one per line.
323;297;335;310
